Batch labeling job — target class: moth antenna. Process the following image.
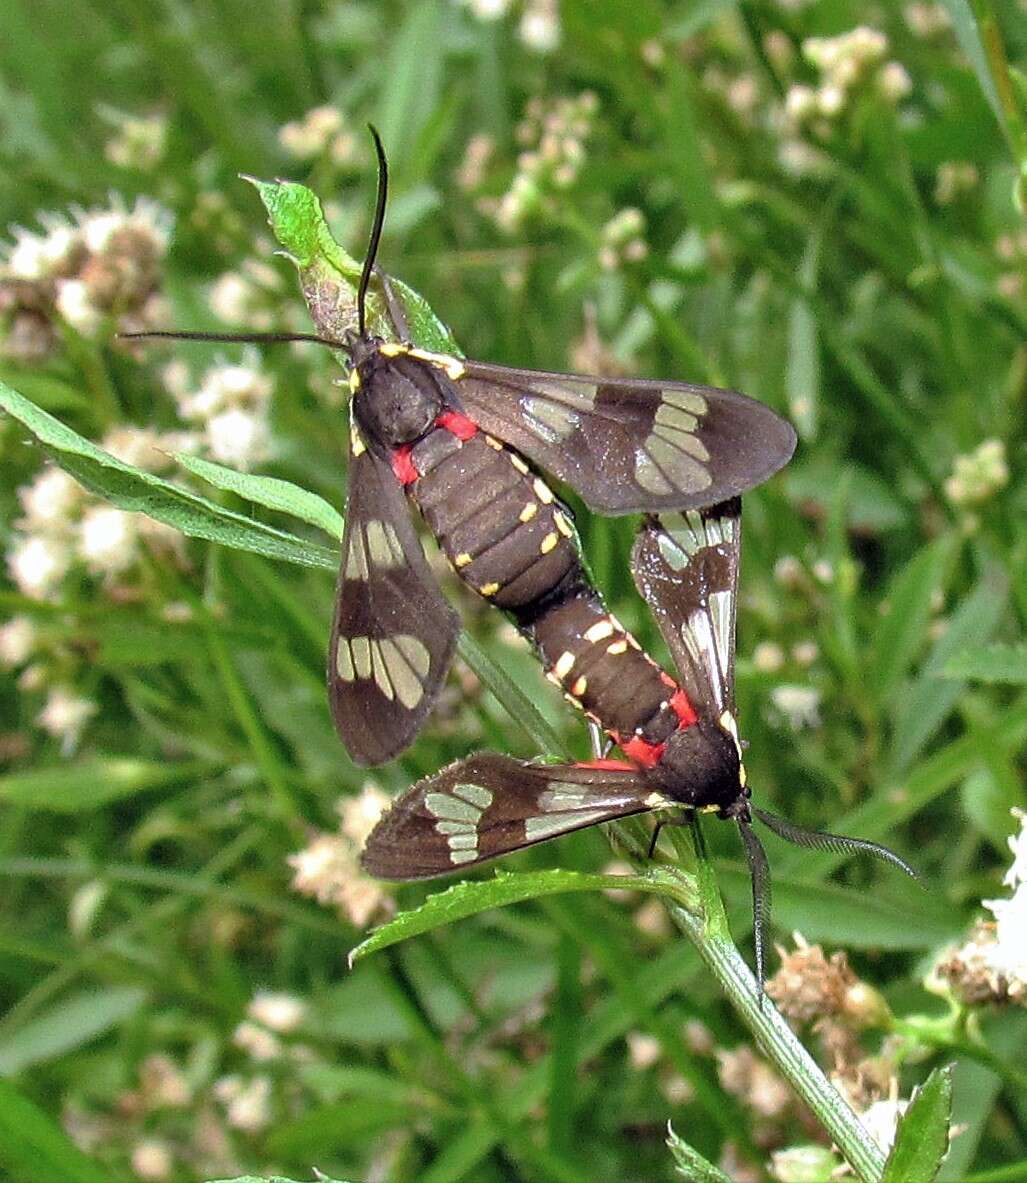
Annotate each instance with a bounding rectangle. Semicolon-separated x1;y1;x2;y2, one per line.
751;807;919;881
358;125;390;338
118;329;348;348
737;818;771;1003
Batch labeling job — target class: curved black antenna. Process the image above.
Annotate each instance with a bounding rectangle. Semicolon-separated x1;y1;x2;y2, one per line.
751;807;919;881
119;329;348;349
358;125;390;339
737;818;771;1001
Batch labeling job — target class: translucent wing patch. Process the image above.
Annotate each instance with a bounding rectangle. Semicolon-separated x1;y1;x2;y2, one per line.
329;439;459;765
631;499;741;717
361;752;662;880
455;362;795;514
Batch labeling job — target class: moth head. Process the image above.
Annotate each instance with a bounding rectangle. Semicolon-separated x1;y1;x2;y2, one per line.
653;718;742;813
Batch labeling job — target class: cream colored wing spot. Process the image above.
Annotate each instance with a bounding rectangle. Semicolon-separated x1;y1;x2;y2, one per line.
343;530;370;581
525;810;601;841
425;781;494;864
377;634;432;709
370;642;395;702
539;787;593;811
350;636;372;679
365;519;403;568
664;388;708;415
336;639;355;681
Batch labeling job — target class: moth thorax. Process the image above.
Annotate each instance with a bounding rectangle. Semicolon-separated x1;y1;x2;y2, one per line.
651;719;742;812
354;355;445;445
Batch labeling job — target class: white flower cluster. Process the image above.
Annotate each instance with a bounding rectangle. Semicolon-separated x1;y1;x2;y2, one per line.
287;784;395;928
769;684;821;731
783;27;911;134
164;350;273;471
101;108;168;172
485;92;598;233
936;811;1027;1006
208;257;285;331
458;0;561;52
278;105;358;166
944;438;1008;507
598;208;648;272
934;161;979;205
0;196;171;361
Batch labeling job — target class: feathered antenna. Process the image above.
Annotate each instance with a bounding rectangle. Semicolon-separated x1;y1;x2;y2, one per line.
737;819;771;999
751;807;919;880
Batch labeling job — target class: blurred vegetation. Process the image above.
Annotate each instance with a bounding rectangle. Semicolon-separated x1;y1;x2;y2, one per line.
1;2;1026;1182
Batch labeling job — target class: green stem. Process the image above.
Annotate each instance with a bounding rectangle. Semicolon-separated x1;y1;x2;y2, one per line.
961;1163;1027;1183
654;820;886;1183
970;0;1027;201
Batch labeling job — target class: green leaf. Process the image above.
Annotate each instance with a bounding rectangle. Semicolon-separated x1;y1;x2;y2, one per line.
939;1;1001;121
174;452;344;539
666;1123;733;1183
0;1079;118;1183
0;758;209;812
0;987;147;1076
349;868;687;965
868;538;954;703
0;380;337;572
943;641;1027;683
249;178;459;355
266;1098;421;1158
377;0;444;172
881;1065;953;1183
786;293;819;440
209;1178;354;1183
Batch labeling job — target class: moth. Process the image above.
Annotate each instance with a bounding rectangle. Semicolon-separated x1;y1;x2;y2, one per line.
131;128;795;765
361;498;918;989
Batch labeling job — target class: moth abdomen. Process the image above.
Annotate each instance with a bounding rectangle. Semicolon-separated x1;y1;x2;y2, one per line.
411;430;578;609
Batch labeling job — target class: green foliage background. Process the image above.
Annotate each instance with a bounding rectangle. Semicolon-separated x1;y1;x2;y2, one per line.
0;2;1025;1181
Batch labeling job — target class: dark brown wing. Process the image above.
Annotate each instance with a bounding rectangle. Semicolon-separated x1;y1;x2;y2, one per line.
630;499;741;718
454;362;795;514
328;435;459;765
361;752;660;880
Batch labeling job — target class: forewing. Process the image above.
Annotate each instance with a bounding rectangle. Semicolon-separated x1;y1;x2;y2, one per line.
361;752;658;880
455;362;795;513
329;442;459;765
631;499;741;717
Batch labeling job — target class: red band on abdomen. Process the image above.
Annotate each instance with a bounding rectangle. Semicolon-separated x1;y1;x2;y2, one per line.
391;445;418;485
436;410;478;441
669;689;698;727
618;735;666;769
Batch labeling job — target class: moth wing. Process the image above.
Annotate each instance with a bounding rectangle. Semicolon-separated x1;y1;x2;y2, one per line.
455;362;795;514
361;752;658;880
329;443;459;765
631;499;741;717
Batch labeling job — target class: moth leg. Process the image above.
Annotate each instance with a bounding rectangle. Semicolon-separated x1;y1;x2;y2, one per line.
647;820;666;860
587;718;608;760
376;268;411;342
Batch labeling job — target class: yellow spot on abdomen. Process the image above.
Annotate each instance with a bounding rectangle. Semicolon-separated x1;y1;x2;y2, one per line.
479;581;500;597
571;675;587;697
519;502;538;523
539;532;559;554
554;651;576;679
454;552;472;568
606;639;629;655
583;619;615;644
533;478;554;504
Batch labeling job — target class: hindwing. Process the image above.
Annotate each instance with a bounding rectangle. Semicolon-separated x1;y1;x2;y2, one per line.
453;362;795;514
361;752;662;880
631;499;741;717
328;430;459;765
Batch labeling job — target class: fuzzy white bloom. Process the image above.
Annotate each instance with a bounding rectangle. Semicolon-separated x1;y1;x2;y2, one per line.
859;1097;908;1153
222;1074;272;1134
130;1138;174;1181
0;616;37;668
78;197;172;256
232;1020;282;1062
79;211;124;255
878;61;913;102
7;535;72;599
37;686;97;746
205;407;271;470
467;0;511;17
78;506;139;576
753;642;785;673
247;990;307;1034
4;223;78;280
770;685;821;730
983;810;1027;984
176;357;272;422
338;785;391;847
18;468;83;533
208;271;256;325
626;1031;661;1070
944;439;1009;506
519;0;560;52
104;112;168;172
288;831;393;928
55;278;102;336
102;426;170;472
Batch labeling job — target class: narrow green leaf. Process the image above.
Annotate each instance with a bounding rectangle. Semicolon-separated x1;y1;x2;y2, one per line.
869;538;954;703
209;1177;354;1183
0;1079;117;1183
266;1098;420;1158
0;758;209;812
938;1;1000;121
377;0;444;172
666;1123;734;1183
943;641;1027;683
881;1065;953;1183
786;294;819;439
349;868;680;965
0;987;147;1076
0;381;338;572
175;452;344;539
246;176;361;277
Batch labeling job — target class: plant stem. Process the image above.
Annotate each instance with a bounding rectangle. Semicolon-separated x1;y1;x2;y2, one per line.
654;820;886;1183
970;0;1027;203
